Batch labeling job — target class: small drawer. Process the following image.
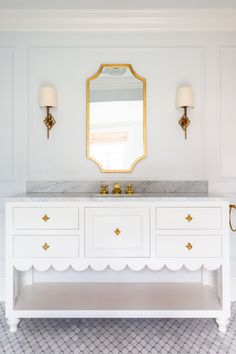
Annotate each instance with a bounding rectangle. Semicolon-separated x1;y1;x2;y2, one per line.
13;236;79;258
156;207;221;230
85;207;150;258
156;236;221;258
13;207;79;230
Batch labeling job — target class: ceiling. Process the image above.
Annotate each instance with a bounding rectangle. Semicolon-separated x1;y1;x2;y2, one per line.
0;0;236;9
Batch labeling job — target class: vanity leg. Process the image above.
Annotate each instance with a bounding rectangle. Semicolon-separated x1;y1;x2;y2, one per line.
215;317;229;333
7;318;20;332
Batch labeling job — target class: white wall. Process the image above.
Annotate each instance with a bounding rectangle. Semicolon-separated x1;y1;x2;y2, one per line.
1;29;236;300
29;45;205;180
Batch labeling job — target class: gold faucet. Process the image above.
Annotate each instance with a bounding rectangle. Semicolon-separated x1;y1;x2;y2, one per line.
100;184;109;195
112;183;121;194
125;183;134;195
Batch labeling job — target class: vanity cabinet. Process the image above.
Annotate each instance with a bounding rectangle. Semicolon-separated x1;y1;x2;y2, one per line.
5;197;230;333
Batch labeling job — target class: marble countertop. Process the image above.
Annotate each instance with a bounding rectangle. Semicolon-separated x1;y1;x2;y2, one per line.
5;192;229;202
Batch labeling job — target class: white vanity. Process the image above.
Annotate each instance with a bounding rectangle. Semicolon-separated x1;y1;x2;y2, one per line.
5;193;230;333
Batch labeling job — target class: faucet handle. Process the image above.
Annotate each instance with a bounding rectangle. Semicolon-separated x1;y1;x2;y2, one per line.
112;183;122;194
100;184;109;195
125;183;135;195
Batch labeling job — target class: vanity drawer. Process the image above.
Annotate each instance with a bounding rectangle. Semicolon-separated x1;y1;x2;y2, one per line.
156;236;221;258
13;207;79;230
155;207;221;230
13;236;79;258
85;207;150;258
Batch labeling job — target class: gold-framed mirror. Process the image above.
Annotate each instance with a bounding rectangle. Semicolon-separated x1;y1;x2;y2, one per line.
86;64;146;173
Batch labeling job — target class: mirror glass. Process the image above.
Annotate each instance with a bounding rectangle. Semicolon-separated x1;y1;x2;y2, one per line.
87;64;146;172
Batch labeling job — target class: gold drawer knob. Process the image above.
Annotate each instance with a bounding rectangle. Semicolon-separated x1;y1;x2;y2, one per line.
185;214;193;223
185;242;193;251
42;214;50;222
114;228;121;236
42;242;50;251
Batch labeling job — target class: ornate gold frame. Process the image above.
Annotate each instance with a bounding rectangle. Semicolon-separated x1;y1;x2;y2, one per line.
86;64;146;173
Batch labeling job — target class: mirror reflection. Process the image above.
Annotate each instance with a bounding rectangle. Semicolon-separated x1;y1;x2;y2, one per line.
87;64;146;172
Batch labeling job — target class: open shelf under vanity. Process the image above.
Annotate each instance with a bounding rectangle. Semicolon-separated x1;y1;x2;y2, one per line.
14;282;222;317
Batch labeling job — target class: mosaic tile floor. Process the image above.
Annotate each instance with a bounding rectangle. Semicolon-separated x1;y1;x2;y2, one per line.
0;302;236;354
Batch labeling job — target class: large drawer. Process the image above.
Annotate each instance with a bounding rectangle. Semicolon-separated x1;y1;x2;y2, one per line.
13;236;79;258
156;236;221;258
85;207;150;258
156;207;221;230
13;207;79;230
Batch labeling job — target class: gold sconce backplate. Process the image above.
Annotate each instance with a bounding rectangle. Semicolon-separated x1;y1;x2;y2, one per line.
44;107;56;139
179;107;190;140
44;114;56;139
179;118;190;139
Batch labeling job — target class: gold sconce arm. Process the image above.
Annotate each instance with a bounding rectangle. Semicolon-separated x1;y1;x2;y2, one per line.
44;106;56;139
179;106;191;140
229;204;236;232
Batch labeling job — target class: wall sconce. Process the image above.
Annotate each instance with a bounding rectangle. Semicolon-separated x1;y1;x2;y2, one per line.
39;86;57;139
176;86;194;139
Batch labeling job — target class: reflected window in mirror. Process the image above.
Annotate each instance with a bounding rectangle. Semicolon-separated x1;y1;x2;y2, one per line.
86;64;146;173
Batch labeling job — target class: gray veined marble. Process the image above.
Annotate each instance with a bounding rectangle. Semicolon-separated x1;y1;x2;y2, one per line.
26;180;208;194
5;192;228;202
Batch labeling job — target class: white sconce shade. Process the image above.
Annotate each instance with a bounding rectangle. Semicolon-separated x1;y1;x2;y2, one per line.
39;86;57;107
176;86;194;108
